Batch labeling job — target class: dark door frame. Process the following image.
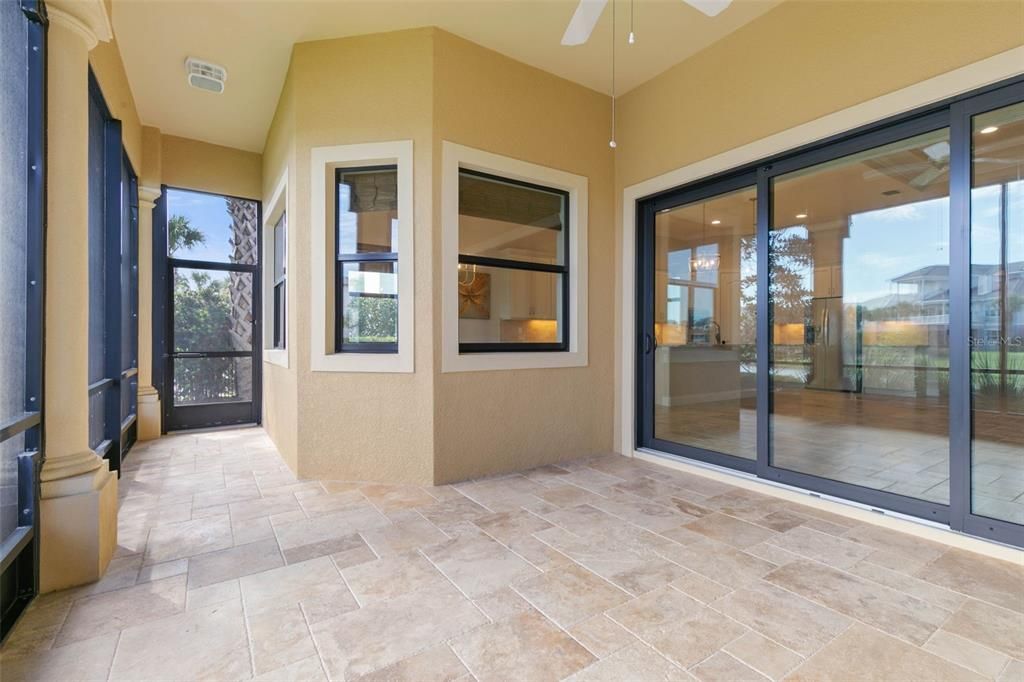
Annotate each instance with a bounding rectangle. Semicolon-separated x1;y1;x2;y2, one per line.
636;75;1024;548
152;185;263;432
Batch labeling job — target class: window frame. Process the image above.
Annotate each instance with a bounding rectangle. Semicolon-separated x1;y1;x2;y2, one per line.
441;142;589;373
262;170;288;366
334;164;399;355
309;141;414;374
456;168;571;354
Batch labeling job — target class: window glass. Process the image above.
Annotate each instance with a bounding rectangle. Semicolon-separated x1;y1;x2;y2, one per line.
340;262;398;346
458;171;565;266
457;169;569;351
166;188;258;264
273;212;287;281
970;102;1024;525
337;168;398;255
769;127;951;502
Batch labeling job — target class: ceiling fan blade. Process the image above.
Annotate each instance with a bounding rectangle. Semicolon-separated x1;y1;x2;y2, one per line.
561;0;609;46
682;0;732;17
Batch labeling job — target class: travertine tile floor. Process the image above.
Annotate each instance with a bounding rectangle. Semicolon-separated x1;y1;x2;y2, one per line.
2;427;1023;681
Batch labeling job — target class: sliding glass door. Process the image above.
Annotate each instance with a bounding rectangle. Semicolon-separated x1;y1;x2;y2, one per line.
637;77;1024;546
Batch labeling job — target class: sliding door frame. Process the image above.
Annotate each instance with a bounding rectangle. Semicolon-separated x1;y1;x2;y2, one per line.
636;74;1024;546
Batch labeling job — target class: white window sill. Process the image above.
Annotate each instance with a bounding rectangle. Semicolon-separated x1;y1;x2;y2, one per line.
263;349;288;368
442;349;587;373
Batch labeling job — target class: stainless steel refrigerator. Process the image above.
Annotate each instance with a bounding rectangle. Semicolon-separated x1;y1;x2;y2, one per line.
806;296;862;392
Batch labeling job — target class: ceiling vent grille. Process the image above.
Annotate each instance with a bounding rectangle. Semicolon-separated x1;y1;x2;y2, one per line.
185;57;227;94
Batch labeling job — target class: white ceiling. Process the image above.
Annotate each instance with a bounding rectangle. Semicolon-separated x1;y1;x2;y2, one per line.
112;0;782;152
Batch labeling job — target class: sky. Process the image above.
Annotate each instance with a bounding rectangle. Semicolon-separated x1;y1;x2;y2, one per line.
166;188;250;263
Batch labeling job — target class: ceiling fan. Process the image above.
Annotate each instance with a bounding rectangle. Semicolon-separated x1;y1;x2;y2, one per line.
561;0;732;45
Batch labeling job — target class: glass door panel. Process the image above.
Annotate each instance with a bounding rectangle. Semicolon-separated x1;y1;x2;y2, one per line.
652;185;758;461
970;102;1024;526
770;128;952;503
163;189;260;431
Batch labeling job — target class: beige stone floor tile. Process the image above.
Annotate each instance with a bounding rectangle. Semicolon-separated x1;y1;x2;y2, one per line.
784;623;985;682
589;492;698;532
503;534;573;571
359;483;438;511
228;493;302;521
414;495;490;532
565;642;693;681
712;580;850;657
656;537;777;588
923;629;1011;679
692;651;770;681
723;631;804;681
841;523;946;573
239;555;354;619
606;586;747;669
764;560;949;646
109;600;251;681
670;571;733;604
472;508;553;541
282;530;367;565
743;541;800;568
360;512;448;557
422;532;540;598
136;557;188;584
250;655;327;682
247;603;317;676
357;644;469;682
187;537;284;589
997;659;1024;682
608;555;690;596
916;548;1024;613
311;583;486;679
846;559;967;612
329;539;379;571
768;526;873;569
186;578;241;610
55;574;186;646
296;488;365;516
0;633;118;682
941;598;1024;659
568;614;640;658
143;515;233;564
474;586;533;621
273;505;388;553
231;514;275;545
450;608;595;682
513;562;630;628
341;551;451;605
684;513;778;549
537;484;605;508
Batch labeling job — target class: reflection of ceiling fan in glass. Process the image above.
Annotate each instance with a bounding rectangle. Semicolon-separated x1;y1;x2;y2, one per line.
561;0;732;45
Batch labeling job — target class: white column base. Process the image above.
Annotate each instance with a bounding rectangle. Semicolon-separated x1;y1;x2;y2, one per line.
40;463;118;593
138;385;162;441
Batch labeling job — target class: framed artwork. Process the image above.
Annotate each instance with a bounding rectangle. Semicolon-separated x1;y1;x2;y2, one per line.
458;270;490;319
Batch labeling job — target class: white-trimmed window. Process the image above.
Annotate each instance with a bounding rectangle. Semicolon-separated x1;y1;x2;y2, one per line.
262;170;288;367
442;142;588;372
310;141;414;373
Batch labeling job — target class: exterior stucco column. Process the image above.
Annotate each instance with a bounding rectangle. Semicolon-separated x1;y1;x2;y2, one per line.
40;0;118;593
137;185;162;439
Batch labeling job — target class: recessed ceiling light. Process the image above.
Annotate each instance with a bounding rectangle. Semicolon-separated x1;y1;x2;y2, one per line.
979;125;999;134
795;213;808;219
711;219;721;225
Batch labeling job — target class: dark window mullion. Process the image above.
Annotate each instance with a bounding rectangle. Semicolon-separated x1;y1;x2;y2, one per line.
457;254;567;274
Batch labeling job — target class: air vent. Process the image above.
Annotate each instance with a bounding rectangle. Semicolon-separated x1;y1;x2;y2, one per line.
185;57;227;94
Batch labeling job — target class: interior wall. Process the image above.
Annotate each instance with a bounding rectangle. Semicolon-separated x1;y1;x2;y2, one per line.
613;0;1024;453
161;134;262;199
261;61;299;470
432;30;615;483
288;29;436;484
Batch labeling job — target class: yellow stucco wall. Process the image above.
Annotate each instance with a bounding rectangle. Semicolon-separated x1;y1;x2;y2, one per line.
289;29;437;484
261;62;299;470
161;134;262;199
431;30;616;483
89;35;142;172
